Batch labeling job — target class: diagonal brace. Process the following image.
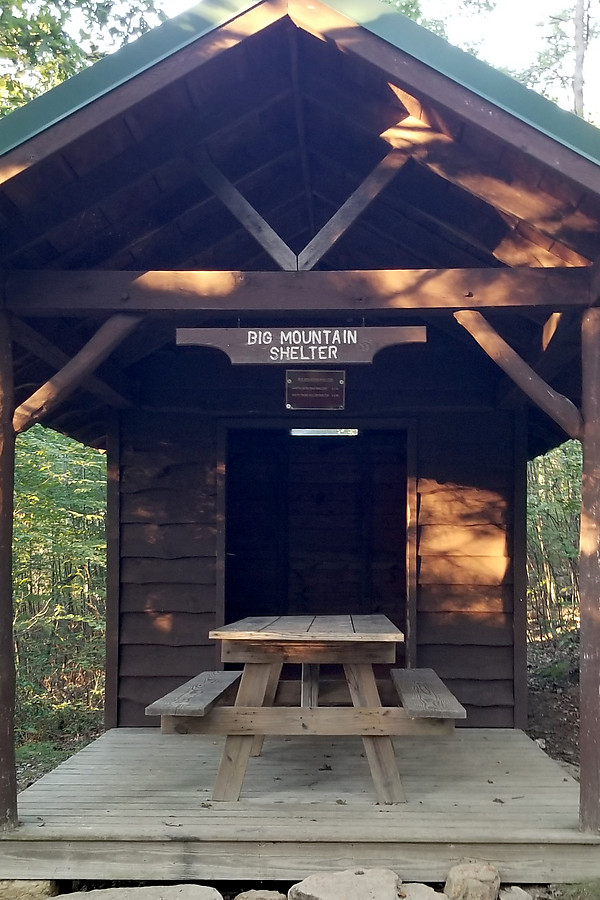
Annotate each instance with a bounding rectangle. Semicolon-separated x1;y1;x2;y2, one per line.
454;309;583;440
13;314;143;434
298;148;408;270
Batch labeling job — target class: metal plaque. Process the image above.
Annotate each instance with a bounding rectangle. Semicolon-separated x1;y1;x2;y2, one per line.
286;370;346;410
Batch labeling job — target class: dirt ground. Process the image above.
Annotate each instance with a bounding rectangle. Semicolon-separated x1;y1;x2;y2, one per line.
526;636;580;779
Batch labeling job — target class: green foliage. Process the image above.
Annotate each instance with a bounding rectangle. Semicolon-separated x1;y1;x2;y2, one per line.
0;0;168;115
508;3;599;119
13;425;106;745
527;440;582;640
384;0;447;38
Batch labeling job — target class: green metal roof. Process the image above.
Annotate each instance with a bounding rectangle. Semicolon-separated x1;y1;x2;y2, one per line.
1;0;599;168
0;0;262;156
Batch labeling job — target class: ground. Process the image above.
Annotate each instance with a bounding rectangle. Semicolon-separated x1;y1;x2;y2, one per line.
526;634;580;779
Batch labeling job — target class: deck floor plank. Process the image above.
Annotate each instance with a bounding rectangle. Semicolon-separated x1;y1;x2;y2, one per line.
1;728;598;882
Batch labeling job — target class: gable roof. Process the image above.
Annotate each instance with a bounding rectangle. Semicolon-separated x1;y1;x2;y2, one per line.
1;0;599;166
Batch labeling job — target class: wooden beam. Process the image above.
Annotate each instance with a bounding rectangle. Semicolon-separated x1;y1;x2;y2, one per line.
196;148;297;271
12;315;142;434
0;311;16;832
454;309;583;440
297;149;408;270
579;307;600;833
11;317;135;409
4;266;592;314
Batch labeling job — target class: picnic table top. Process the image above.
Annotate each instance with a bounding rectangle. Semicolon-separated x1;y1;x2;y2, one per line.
209;614;405;642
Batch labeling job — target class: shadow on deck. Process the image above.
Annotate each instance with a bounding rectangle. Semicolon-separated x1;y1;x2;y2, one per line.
1;728;598;883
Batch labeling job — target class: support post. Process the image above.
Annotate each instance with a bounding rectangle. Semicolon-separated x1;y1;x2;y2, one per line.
0;310;16;832
579;307;600;833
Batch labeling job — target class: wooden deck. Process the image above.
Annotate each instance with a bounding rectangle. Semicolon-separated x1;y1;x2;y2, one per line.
1;728;598;883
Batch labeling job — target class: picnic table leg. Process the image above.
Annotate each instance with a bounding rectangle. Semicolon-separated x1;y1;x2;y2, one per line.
212;662;273;801
250;661;282;757
343;663;406;804
301;663;320;708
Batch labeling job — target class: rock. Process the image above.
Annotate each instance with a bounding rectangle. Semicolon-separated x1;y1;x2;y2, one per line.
445;862;501;900
61;888;222;900
401;885;449;900
500;890;532;900
288;867;401;900
234;893;287;900
0;883;59;900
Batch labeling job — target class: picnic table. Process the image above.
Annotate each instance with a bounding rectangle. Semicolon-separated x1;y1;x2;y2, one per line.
146;614;466;804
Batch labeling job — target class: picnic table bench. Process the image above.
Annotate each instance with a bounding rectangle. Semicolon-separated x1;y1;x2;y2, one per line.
145;616;466;803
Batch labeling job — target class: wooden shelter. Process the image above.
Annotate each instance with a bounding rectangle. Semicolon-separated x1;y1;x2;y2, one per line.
1;0;600;879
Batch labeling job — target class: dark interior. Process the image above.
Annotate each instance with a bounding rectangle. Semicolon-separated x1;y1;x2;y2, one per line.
225;427;408;633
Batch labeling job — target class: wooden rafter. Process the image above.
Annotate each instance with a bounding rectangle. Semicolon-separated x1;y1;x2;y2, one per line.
52;147;298;271
300;68;410;140
181;192;307;271
4;266;591;314
196;148;297;271
454;309;583;440
298;148;408;270
310;162;502;268
308;140;577;269
11;317;136;409
12;314;142;434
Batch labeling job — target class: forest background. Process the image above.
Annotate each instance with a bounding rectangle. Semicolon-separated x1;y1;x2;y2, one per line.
1;0;591;768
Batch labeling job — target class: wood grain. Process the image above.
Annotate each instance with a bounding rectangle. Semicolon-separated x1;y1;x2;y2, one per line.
391;668;466;719
145;671;241;717
160;706;454;736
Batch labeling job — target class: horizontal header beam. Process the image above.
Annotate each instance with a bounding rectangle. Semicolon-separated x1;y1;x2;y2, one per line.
3;267;592;315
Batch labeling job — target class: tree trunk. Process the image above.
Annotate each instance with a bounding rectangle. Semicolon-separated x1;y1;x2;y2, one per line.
573;0;586;117
0;311;17;832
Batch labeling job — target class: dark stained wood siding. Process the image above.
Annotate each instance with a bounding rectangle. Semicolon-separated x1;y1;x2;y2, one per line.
416;412;515;727
117;413;219;726
115;356;521;729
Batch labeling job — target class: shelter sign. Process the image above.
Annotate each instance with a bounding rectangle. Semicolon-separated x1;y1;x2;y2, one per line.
176;325;426;364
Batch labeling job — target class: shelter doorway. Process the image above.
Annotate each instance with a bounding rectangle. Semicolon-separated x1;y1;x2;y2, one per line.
223;426;409;643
